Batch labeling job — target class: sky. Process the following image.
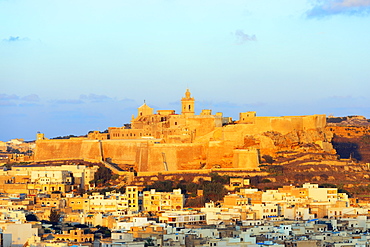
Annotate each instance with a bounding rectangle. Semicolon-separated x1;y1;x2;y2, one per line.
1;0;370;141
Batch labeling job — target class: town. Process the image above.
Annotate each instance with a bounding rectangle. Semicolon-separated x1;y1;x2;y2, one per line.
1;90;370;247
0;163;368;247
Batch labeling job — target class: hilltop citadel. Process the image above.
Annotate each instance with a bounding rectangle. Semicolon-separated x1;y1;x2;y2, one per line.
33;89;334;173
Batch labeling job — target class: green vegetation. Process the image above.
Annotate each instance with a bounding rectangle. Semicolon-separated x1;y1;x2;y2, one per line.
26;214;38;221
145;180;174;192
262;155;274;164
144;238;155;247
266;165;283;176
91;166;113;186
143;172;229;207
203;182;227;202
209;172;230;184
49;209;61;223
326;117;346;123
51;135;78;139
260;178;272;183
95;226;111;238
88;186;126;195
360;135;370;144
3;162;31;170
319;183;337;188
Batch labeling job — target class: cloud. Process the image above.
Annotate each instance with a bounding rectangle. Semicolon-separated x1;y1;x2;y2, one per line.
52;99;84;105
234;30;256;44
0;101;17;107
0;94;19;100
119;98;135;103
21;94;40;102
19;103;42;107
2;36;30;42
80;94;112;102
307;0;370;17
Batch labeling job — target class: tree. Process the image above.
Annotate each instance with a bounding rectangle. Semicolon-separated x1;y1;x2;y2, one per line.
210;173;230;184
26;214;38;221
186;183;199;197
203;182;227;202
49;209;61;223
93;166;112;185
95;226;111;238
145;180;174;192
262;155;274;164
144;238;155;247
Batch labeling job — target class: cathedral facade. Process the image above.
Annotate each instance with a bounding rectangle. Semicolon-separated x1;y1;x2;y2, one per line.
100;89;230;143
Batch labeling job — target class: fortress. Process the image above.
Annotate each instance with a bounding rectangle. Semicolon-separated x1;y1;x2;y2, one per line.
34;89;335;172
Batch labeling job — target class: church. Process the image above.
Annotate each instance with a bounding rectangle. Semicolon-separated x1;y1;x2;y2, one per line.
91;89;231;143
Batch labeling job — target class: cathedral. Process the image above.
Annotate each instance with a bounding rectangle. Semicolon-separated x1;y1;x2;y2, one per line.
92;89;230;143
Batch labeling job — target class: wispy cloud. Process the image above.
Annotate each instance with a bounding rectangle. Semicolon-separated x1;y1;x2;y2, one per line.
80;94;112;102
234;30;256;45
0;101;17;107
52;99;84;105
21;94;40;102
19;103;42;107
0;94;19;100
2;36;30;42
307;0;370;17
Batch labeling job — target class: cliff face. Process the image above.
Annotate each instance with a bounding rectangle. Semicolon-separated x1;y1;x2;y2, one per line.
329;126;370;162
326;117;370;162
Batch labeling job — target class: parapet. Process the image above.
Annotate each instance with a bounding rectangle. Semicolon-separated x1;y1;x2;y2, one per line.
239;111;257;123
157;110;175;115
200;109;212;115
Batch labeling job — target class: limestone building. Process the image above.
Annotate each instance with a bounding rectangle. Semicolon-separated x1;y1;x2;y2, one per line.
107;89;228;143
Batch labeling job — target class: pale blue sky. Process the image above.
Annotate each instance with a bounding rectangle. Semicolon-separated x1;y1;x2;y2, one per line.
1;0;370;141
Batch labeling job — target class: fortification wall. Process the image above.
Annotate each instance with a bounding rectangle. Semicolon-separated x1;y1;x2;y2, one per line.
186;117;219;137
101;140;146;165
206;141;235;167
34;139;84;161
33;114;328;172
146;143;205;172
80;140;102;161
223;115;326;144
254;115;326;134
233;149;260;170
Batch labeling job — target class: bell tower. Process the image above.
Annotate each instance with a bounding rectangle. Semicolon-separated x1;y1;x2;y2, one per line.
181;89;195;117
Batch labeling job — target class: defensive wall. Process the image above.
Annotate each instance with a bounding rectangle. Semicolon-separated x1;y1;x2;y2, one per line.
136;168;268;177
224;114;326;141
33;114;330;172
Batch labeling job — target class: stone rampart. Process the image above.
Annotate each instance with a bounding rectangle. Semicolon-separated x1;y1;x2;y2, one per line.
34;139;84;161
33;114;329;172
146;143;205;171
